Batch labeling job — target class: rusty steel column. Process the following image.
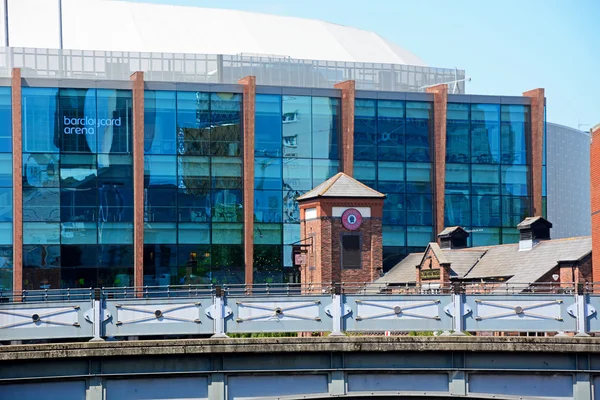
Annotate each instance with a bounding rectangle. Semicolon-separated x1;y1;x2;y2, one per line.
130;72;144;290
523;88;545;217
11;68;22;293
334;80;355;176
239;76;256;286
426;84;448;238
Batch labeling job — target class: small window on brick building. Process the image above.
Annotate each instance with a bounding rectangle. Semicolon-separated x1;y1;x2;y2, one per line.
341;234;361;269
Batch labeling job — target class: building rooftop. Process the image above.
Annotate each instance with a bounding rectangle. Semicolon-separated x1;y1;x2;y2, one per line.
378;236;592;285
297;173;386;201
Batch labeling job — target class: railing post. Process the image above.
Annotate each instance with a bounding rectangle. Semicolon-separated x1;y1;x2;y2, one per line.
575;284;590;337
211;286;228;338
90;288;105;342
329;283;345;336
450;282;466;336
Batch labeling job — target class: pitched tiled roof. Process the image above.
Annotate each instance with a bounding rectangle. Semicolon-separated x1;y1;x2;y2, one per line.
297;172;385;201
376;236;592;285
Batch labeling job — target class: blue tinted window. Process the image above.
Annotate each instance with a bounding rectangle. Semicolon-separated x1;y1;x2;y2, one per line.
405;102;431;162
23;153;59;188
502;196;530;228
472;195;501;227
445;194;470;227
406;194;432;226
58;88;97;153
377;162;404;193
501;165;529;196
255;94;282;157
212;190;243;223
406;162;431;193
177;91;210;156
471;104;500;164
312;97;339;159
283;158;311;191
22;87;60;153
0;87;11;152
377;100;405;161
0;154;11;187
145;91;176;154
23;188;60;222
255;157;282;190
501;105;529;165
283;96;311;159
354;161;377;189
471;164;500;195
96;90;132;154
210;93;241;157
255;191;283;223
145;189;177;222
144;155;177;188
446;103;469;163
0;188;11;222
313;159;339;186
383;193;405;225
354;99;377;161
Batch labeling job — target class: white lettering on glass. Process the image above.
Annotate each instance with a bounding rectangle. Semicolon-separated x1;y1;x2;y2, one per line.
63;116;122;135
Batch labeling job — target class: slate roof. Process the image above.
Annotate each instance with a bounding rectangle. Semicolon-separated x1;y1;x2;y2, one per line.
297;172;385;201
517;216;553;229
376;236;592;285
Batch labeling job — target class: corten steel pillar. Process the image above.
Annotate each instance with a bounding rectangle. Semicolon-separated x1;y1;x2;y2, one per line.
239;76;256;286
11;68;22;294
334;80;355;176
131;72;144;291
523;88;545;217
591;124;600;287
426;84;448;239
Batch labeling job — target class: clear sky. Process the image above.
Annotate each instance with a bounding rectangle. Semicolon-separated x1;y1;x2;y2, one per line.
124;0;599;130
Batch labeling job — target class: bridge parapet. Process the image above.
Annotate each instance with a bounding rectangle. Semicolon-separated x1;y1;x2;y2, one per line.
0;282;597;342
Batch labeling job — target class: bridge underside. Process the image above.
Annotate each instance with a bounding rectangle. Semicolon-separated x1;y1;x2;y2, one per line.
1;337;599;400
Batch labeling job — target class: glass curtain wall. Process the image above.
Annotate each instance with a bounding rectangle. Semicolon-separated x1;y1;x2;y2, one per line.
22;87;133;289
0;87;11;289
445;103;531;246
255;94;340;284
144;91;243;286
354;99;433;272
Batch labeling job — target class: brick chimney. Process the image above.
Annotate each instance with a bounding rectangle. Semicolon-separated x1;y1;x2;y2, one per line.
591;124;600;284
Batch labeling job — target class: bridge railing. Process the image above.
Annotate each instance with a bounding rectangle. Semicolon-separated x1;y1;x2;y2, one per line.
0;282;596;342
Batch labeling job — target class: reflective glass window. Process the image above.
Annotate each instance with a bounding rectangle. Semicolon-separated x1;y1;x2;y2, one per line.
0;246;12;289
0;188;11;222
283;158;311;191
282;96;311;159
60;222;98;244
383;193;405;225
98;186;133;223
501;165;529;196
502;228;520;244
212;190;243;223
255;157;282;190
502;196;530;228
0;222;11;244
24;222;61;244
0;87;11;152
471;227;501;246
145;91;176;154
445;194;471;227
406;162;431;193
22;87;60;153
501;105;529;165
313;159;339;186
255;94;282;157
210;93;241;157
212;223;243;244
98;222;133;244
144;155;177;188
23;188;60;222
383;226;406;247
97;154;133;187
143;244;178;286
96;90;132;154
178;189;211;223
254;245;283;284
212;157;242;189
60;154;97;188
471;164;500;195
445;163;469;194
406;194;432;226
283;190;302;224
283;223;300;245
312;97;339;159
178;223;210;244
354;99;377;160
255;190;283;223
0;153;12;187
144;222;177;244
61;188;97;222
377;162;404;193
378;100;405;161
179;156;210;190
471;104;500;164
23;245;60;289
472;195;501;227
405;102;431;162
177;91;210;156
58;88;97;153
145;188;177;222
354;161;377;189
407;226;432;247
446;103;470;163
254;223;283;245
23;153;60;188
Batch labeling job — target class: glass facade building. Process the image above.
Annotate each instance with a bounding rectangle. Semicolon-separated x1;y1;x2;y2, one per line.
0;78;545;290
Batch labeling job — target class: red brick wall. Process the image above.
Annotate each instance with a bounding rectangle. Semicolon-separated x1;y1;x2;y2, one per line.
592;125;600;286
415;246;450;287
130;72;145;290
11;68;22;293
334;81;355;176
523;88;545;217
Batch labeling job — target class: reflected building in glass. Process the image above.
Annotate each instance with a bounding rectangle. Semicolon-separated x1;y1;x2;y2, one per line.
0;73;547;290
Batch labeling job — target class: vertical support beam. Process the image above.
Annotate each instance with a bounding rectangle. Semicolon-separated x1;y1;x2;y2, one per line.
130;72;144;291
211;286;228;338
329;353;346;395
11;68;22;294
329;287;345;336
426;84;448;237
449;353;466;396
575;293;590;337
591;124;600;287
523;88;545;217
85;377;104;400
208;373;226;400
239;76;256;286
334;80;355;176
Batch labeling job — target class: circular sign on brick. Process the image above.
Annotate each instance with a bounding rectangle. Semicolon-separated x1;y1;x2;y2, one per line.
341;208;363;231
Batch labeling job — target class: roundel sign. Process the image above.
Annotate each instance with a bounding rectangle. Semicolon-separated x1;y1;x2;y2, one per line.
341;208;363;231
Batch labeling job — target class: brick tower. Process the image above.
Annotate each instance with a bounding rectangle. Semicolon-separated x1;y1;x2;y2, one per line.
296;173;385;287
591;124;600;285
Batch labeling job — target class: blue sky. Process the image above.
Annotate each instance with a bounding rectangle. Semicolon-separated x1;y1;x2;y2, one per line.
124;0;599;130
